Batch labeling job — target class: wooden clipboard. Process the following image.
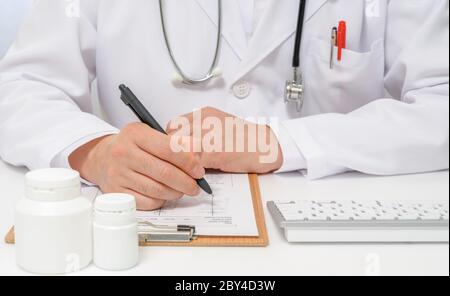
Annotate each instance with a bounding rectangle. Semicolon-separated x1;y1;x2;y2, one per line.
4;174;268;247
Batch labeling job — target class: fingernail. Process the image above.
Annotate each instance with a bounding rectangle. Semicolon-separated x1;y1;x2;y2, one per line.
194;166;205;178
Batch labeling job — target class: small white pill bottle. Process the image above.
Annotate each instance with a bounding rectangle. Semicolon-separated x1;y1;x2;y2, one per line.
15;169;92;275
93;193;139;271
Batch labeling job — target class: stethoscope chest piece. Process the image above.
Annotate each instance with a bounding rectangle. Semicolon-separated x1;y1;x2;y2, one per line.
285;68;304;112
284;0;307;113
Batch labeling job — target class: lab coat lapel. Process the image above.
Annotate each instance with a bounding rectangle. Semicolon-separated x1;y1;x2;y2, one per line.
231;0;328;85
195;0;247;60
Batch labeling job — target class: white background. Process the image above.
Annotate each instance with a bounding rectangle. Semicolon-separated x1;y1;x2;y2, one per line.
0;0;32;58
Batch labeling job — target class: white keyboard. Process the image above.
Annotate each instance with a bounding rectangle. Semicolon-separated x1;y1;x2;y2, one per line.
267;200;449;243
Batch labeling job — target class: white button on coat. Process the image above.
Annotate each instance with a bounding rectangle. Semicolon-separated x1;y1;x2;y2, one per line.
232;81;251;99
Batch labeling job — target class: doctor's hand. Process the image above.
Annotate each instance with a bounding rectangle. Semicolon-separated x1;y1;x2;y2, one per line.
167;107;283;174
68;123;204;210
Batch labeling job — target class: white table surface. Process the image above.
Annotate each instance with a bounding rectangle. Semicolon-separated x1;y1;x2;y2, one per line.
1;160;449;276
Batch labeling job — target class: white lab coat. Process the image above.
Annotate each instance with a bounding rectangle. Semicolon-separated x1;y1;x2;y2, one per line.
0;0;448;179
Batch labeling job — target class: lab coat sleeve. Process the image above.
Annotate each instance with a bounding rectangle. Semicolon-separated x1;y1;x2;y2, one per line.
0;1;119;170
279;0;449;179
271;124;307;173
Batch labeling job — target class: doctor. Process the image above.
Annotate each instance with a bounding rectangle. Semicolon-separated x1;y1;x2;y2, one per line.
0;0;448;210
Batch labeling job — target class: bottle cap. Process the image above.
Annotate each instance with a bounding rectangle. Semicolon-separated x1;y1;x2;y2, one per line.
94;194;137;226
95;194;136;214
25;169;81;202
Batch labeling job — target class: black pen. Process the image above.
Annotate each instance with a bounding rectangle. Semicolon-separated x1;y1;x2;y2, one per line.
119;84;213;195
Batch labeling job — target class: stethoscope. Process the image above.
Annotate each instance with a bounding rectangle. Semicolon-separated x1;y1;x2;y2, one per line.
159;0;307;112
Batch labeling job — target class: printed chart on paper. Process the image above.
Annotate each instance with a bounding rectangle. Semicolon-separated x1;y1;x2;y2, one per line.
136;174;259;236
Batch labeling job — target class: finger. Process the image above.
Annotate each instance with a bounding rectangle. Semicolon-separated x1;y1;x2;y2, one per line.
166;114;194;135
130;148;201;196
135;128;205;179
120;188;166;211
199;151;224;171
166;107;227;135
125;171;185;201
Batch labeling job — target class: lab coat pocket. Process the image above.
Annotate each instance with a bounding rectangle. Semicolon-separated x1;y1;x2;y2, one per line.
303;38;385;114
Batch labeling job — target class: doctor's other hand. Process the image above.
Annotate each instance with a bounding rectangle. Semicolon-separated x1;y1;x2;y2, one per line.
167;107;283;174
68;123;204;210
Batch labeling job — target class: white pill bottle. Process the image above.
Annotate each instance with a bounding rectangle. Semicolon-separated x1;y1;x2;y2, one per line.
15;169;92;275
93;193;139;271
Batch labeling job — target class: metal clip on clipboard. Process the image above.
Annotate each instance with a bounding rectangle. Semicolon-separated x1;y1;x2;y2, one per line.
138;222;197;243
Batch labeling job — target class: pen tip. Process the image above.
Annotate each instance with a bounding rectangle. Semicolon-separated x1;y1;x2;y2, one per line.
204;186;213;195
197;179;213;195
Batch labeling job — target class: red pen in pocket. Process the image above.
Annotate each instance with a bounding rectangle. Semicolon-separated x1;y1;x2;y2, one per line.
337;20;347;62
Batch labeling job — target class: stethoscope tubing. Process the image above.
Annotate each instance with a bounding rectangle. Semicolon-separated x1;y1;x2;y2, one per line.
159;0;223;85
293;0;307;69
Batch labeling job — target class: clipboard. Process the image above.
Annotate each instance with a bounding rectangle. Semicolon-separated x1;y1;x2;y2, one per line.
4;174;269;247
